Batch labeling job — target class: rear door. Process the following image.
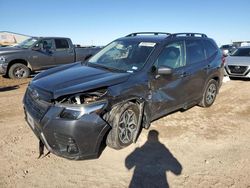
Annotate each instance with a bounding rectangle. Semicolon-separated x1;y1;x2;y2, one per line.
149;40;187;119
182;39;208;103
53;38;75;65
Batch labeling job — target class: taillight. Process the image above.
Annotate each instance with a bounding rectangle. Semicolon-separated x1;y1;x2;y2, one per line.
221;56;226;66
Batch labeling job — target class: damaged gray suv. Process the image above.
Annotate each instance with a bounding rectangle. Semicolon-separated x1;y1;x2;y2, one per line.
23;32;224;160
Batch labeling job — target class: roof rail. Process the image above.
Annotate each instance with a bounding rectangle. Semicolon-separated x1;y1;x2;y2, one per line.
169;33;207;38
126;32;171;37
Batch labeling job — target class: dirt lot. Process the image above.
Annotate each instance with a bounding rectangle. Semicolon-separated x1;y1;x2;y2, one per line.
0;76;250;188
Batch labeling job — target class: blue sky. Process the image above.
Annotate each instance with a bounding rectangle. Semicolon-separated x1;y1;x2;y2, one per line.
1;0;250;46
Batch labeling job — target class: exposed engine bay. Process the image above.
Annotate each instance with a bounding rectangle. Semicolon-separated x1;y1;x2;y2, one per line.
55;88;107;105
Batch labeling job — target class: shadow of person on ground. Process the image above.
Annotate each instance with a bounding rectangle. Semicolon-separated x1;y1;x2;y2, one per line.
125;130;182;188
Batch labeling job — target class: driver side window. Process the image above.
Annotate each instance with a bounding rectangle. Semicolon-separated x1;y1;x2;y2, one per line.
155;41;185;69
35;39;53;52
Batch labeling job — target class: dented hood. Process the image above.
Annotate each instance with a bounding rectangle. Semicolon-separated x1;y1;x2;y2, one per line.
31;62;130;99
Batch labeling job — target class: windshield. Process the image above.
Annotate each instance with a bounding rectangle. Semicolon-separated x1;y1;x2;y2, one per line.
17;37;38;49
88;40;156;72
231;48;250;56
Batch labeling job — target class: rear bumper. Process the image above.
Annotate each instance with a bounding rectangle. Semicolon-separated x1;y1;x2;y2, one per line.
23;103;110;160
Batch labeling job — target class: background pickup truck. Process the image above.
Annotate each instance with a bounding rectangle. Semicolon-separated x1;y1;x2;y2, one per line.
0;37;102;79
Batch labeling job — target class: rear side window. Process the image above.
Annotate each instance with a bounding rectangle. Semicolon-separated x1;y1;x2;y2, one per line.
55;39;69;49
203;40;218;58
186;40;206;65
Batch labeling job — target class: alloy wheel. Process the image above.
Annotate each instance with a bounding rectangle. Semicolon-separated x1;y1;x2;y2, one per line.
14;67;26;78
118;109;137;144
206;83;217;105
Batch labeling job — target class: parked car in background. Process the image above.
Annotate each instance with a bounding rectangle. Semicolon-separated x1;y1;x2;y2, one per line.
220;44;237;56
0;37;102;79
23;32;224;160
224;46;250;79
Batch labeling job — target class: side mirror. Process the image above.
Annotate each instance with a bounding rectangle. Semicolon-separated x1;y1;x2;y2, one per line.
157;67;172;75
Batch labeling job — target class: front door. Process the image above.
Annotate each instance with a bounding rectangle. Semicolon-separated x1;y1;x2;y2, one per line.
30;39;56;70
149;41;186;120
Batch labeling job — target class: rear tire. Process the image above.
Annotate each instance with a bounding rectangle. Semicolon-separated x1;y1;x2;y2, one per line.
106;102;139;150
199;79;218;108
8;63;30;79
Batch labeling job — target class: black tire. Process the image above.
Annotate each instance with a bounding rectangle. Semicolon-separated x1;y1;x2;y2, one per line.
106;102;139;150
8;63;30;79
199;79;218;108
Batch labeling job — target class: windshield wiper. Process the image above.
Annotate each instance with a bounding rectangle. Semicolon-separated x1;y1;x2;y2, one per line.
87;63;125;73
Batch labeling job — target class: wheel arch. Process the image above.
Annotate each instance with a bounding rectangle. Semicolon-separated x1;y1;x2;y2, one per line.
211;76;220;84
109;97;147;119
203;73;221;94
7;59;32;73
103;96;150;139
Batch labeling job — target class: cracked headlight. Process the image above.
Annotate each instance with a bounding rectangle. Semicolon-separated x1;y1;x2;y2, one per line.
59;100;107;120
0;56;6;63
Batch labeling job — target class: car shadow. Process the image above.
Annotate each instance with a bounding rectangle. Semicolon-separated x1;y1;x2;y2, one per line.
0;81;30;92
0;85;20;92
125;130;182;188
229;77;250;81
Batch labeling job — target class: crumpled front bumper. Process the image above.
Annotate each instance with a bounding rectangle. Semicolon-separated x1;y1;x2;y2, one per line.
0;63;8;75
23;98;110;160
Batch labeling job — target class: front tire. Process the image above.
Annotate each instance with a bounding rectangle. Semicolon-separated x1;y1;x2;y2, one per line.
8;63;30;79
199;79;218;107
106;102;139;150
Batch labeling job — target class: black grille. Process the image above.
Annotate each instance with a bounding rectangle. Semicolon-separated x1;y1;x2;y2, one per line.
25;89;49;121
228;65;248;74
54;133;69;147
54;133;79;154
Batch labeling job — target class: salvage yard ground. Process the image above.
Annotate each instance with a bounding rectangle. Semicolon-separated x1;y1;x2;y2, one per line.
0;76;250;187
